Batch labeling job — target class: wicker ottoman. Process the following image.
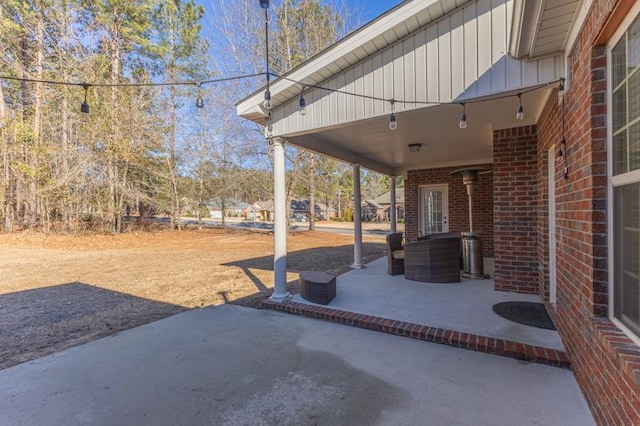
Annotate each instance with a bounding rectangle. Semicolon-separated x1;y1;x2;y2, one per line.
299;271;336;305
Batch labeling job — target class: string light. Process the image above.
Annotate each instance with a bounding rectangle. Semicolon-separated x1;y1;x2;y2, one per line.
196;83;204;108
557;78;568;179
459;103;467;129
80;83;90;114
1;69;562;131
516;93;524;120
389;100;397;130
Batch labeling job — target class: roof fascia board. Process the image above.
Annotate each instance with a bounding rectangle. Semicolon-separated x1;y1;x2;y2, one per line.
508;0;544;59
237;0;445;117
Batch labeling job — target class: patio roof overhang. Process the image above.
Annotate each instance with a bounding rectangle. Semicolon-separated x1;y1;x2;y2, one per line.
509;0;584;59
237;0;568;176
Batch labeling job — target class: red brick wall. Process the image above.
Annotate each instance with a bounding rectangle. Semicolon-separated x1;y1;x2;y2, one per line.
493;126;539;294
405;164;494;258
536;1;640;424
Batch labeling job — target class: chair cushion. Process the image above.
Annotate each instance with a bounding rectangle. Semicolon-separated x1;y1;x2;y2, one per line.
391;250;405;260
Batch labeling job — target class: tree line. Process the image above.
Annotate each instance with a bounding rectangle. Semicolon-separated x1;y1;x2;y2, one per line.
0;0;393;234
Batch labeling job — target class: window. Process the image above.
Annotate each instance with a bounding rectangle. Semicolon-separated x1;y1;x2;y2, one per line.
611;9;640;340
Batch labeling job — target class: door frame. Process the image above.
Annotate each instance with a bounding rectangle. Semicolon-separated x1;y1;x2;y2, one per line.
548;146;557;305
418;184;449;236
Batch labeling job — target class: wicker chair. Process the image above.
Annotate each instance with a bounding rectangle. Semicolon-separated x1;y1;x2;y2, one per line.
404;236;461;283
386;232;405;275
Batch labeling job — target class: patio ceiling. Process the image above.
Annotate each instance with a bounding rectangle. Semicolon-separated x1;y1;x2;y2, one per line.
283;87;552;176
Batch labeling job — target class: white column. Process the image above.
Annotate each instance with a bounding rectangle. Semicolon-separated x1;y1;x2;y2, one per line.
390;176;397;234
352;164;364;269
270;137;290;302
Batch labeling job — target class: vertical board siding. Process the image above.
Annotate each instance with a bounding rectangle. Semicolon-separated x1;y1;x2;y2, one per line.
272;0;563;136
463;3;478;96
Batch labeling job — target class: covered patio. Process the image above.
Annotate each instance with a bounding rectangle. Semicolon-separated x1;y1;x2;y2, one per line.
264;256;569;368
237;0;567;304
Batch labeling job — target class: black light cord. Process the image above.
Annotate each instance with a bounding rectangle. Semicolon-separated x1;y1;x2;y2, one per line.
0;72;268;89
271;72;561;108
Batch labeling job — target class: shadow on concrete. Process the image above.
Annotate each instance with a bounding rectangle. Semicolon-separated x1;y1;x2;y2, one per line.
223;243;386;307
222;243;385;274
0;282;187;370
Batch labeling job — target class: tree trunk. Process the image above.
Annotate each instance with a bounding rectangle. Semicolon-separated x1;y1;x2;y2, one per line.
28;2;45;230
169;83;179;230
109;12;122;233
0;82;12;233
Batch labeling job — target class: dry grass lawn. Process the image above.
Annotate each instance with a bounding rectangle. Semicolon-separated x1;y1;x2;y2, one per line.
0;227;385;370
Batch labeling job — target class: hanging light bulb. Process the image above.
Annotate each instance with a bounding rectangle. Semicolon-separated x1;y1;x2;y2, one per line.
558;137;566;158
196;83;204;108
388;100;397;130
299;93;306;115
516;93;524;120
259;0;270;8
558;78;565;105
80;83;90;115
389;113;397;131
263;89;272;109
459;103;467;129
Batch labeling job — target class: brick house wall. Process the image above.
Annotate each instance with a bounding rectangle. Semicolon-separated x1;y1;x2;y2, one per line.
493;126;539;294
536;1;640;424
405;164;494;258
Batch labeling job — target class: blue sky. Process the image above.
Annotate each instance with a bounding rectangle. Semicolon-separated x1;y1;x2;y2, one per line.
199;1;404;28
352;0;405;22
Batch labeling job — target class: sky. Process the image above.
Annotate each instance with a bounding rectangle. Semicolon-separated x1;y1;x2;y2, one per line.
352;0;405;22
199;1;405;29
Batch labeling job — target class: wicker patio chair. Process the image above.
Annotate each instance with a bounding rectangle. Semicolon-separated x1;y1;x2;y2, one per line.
404;236;461;283
386;232;405;275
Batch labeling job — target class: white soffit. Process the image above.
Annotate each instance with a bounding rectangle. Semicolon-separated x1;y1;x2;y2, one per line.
510;0;582;59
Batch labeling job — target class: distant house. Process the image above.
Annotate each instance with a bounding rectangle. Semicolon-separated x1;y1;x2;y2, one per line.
207;199;250;219
360;200;383;221
248;198;335;222
290;198;335;221
362;188;405;221
373;187;405;220
246;200;274;222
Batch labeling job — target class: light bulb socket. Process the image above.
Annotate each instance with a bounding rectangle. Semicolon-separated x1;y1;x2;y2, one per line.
459;113;467;129
263;90;272;109
299;96;306;115
81;101;89;114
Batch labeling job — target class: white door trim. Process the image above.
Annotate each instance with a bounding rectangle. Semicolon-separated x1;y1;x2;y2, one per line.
419;184;449;236
548;146;557;305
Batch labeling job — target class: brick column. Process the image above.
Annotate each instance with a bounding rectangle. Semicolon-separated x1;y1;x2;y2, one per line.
493;126;538;293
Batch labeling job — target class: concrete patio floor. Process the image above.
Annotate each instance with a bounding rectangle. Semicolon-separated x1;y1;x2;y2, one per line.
291;257;564;352
0;304;594;425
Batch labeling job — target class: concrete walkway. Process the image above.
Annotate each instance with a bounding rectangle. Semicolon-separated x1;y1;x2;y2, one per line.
0;305;594;426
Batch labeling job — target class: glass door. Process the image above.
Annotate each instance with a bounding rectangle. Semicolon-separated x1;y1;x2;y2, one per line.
419;185;449;236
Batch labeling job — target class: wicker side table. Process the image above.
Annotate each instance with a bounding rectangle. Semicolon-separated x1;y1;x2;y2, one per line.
299;271;336;305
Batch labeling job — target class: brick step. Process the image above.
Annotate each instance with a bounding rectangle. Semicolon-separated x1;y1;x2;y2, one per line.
261;299;572;370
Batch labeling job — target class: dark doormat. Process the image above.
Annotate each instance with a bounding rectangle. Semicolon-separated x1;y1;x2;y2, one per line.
492;302;556;330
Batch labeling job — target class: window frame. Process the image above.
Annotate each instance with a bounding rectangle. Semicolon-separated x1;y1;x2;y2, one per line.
608;1;640;346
